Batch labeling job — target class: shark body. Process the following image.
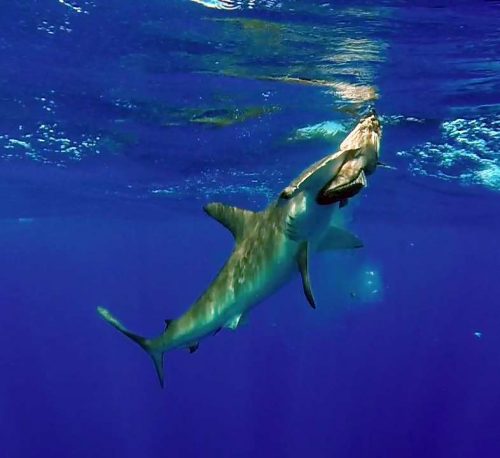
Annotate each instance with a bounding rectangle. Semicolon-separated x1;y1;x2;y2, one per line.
98;112;382;387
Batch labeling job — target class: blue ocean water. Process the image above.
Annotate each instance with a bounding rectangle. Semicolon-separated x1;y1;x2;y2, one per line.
1;1;499;457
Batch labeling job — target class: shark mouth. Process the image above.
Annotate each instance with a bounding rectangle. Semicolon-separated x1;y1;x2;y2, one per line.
316;170;367;205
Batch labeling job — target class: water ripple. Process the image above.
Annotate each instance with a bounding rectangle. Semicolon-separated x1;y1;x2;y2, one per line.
397;115;500;191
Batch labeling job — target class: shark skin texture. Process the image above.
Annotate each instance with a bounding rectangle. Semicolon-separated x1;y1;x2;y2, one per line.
97;112;382;388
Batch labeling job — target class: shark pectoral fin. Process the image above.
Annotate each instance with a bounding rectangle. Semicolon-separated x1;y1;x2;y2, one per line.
188;342;199;353
298;242;316;309
317;227;363;251
204;202;257;242
225;312;248;330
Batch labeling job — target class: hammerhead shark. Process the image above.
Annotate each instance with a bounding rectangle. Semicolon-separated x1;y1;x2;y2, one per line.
98;111;382;387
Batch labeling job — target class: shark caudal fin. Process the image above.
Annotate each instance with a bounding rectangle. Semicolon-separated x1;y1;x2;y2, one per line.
97;307;165;388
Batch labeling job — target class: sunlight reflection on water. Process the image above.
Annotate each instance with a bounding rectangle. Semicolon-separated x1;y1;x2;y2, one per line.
397;115;500;191
189;0;283;10
190;0;240;10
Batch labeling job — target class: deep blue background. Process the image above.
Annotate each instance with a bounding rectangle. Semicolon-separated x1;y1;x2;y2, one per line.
1;1;499;457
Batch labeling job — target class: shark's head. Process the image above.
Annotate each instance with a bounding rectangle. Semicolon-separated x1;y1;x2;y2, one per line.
278;111;382;241
315;110;382;205
280;110;382;209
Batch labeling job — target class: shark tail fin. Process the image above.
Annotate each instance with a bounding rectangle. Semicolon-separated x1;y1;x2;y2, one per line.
97;307;165;388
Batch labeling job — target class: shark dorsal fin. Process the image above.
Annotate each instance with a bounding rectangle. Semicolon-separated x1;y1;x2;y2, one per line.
204;202;256;242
